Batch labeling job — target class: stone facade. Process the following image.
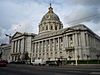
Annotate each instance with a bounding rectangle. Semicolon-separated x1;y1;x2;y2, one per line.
31;5;100;61
10;32;36;61
0;44;11;62
32;24;100;61
0;4;100;62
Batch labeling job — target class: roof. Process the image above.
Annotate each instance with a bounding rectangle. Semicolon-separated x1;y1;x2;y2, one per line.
32;24;100;41
40;4;60;23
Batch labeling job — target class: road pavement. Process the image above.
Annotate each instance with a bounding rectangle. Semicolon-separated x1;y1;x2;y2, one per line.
0;64;100;75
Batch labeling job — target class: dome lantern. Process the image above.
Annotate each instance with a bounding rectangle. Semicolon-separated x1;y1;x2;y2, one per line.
48;3;53;13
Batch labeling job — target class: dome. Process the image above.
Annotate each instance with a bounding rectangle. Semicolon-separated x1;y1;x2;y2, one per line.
41;5;60;23
39;4;63;33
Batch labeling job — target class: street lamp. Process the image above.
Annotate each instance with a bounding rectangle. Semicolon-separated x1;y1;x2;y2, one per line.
5;34;12;44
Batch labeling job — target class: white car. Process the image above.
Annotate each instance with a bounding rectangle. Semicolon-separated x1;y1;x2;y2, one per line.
31;59;46;66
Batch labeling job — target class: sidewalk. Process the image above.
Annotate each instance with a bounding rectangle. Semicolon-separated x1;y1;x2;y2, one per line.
58;64;100;69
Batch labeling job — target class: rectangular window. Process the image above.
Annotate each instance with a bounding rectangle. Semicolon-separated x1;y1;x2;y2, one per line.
85;33;87;46
77;33;80;46
68;34;73;47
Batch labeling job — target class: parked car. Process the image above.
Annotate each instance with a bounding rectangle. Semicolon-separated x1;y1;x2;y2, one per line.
46;61;58;66
31;59;46;66
0;59;7;67
9;60;25;64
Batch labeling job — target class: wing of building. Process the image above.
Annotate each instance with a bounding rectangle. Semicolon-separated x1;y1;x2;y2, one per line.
0;4;100;63
0;44;11;62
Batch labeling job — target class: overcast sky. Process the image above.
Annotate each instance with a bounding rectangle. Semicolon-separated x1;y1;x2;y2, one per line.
0;0;100;43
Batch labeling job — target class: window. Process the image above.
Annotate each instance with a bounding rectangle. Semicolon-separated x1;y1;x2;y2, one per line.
55;52;57;54
60;37;63;42
55;38;58;43
55;26;57;30
50;25;53;30
46;26;48;30
42;26;44;30
85;33;87;46
68;34;72;41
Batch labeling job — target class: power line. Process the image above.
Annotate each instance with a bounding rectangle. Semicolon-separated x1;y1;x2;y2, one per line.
67;14;100;24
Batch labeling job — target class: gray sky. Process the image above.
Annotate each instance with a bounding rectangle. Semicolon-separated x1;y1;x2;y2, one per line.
0;0;100;43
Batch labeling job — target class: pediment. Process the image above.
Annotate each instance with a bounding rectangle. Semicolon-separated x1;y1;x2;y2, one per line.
12;32;22;38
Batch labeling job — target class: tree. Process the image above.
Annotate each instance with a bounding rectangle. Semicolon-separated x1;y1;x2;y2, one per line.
86;55;90;64
96;54;100;60
22;52;30;64
68;56;71;60
77;55;80;60
96;54;100;64
86;55;90;60
68;56;73;64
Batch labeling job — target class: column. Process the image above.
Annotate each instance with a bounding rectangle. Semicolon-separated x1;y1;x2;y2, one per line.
58;37;60;58
34;42;36;58
16;40;18;53
11;41;14;53
14;41;16;53
66;35;68;48
58;37;60;51
73;34;75;59
11;41;14;62
38;42;40;58
49;39;51;58
75;33;78;47
23;37;25;52
49;39;51;52
81;32;85;47
17;40;19;53
41;41;43;59
75;33;78;65
45;40;47;60
53;38;55;51
19;39;21;53
86;33;89;47
63;35;66;50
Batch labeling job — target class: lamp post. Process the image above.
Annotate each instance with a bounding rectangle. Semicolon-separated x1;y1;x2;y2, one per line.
5;34;12;44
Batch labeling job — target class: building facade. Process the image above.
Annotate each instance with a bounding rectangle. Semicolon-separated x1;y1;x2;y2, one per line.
0;4;100;62
31;5;100;61
0;44;11;62
10;32;36;61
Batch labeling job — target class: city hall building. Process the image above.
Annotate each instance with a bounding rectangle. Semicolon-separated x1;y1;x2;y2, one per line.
1;5;100;62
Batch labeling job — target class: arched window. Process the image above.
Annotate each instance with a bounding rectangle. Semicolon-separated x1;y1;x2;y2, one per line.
42;26;44;31
55;26;57;30
46;26;48;30
50;25;53;30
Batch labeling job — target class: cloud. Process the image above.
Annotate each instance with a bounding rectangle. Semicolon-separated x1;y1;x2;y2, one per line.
65;5;99;24
0;0;46;43
64;0;100;33
62;0;100;36
65;0;100;6
0;0;100;44
0;27;8;44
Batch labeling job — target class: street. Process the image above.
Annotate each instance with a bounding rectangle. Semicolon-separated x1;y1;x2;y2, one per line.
0;64;100;75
